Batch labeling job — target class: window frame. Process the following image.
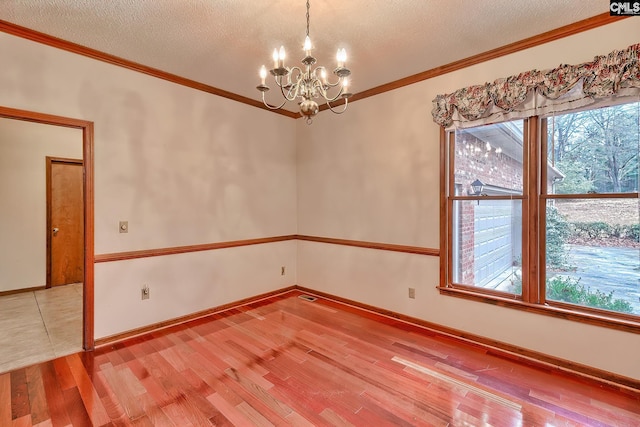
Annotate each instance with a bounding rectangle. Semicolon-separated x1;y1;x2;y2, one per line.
439;113;640;334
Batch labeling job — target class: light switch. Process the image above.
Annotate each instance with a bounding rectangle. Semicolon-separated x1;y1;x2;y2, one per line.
119;221;128;233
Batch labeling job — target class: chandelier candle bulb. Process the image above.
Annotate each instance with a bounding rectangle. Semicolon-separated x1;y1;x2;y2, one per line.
278;46;286;68
337;48;346;68
259;66;267;85
272;49;278;69
304;36;312;56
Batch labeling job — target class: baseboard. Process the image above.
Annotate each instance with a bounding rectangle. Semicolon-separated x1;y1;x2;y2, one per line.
94;286;297;347
294;286;640;395
0;285;46;297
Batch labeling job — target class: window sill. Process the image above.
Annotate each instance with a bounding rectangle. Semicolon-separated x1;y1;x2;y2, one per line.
437;286;640;334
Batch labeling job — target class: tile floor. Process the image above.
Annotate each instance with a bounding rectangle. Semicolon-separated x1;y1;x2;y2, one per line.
0;283;82;373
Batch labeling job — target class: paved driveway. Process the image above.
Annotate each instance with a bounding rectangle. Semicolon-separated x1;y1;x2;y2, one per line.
552;245;640;314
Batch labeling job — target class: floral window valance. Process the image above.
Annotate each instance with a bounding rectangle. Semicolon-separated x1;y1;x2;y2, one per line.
432;43;640;129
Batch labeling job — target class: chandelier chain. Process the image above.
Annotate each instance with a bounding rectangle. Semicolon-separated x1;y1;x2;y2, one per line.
306;0;310;37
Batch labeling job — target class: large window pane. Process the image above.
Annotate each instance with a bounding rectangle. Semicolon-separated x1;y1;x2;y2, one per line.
546;102;640;195
454;120;524;196
546;198;640;315
452;199;522;294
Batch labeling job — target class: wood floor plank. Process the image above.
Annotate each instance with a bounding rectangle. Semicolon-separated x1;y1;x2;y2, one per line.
179;369;220;420
24;366;49;425
361;386;452;426
65;353;111;426
10;369;30;420
235;401;274;427
285;410;317;427
160;401;196;427
62;387;92;427
11;414;33;427
1;291;638;426
206;392;254;426
263;372;336;424
40;361;73;426
0;371;12;426
169;393;214;427
94;369;129;422
223;366;292;418
135;392;176;427
319;408;355;427
51;358;75;392
99;363;145;420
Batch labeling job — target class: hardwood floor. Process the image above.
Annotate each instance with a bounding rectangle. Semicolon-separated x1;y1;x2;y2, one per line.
1;290;638;426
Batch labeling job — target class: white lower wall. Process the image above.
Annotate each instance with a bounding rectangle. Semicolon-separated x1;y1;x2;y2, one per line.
95;240;297;339
297;241;438;315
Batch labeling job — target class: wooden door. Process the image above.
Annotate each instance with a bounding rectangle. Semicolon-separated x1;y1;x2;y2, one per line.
47;157;84;287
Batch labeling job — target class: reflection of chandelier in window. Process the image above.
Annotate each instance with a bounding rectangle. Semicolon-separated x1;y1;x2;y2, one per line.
256;0;352;124
462;140;502;158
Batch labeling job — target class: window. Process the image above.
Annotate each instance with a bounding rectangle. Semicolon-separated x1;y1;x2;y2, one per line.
450;120;524;296
543;103;640;317
440;102;640;328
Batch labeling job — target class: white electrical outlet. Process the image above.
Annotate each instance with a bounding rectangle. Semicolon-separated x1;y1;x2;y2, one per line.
141;285;150;300
408;288;416;299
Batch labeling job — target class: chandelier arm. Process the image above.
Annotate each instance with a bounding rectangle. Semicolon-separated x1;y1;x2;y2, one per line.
283;67;306;100
322;86;346;103
272;73;291;90
323;80;343;89
313;66;343;88
288;67;305;82
311;79;327;98
261;92;289;110
309;71;345;103
325;97;349;114
279;82;299;102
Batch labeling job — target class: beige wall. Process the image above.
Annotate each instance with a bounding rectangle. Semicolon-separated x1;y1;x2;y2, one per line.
297;19;640;380
0;118;82;291
0;32;298;339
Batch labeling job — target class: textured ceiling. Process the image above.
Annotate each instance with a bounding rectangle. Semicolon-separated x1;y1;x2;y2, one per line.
0;1;608;112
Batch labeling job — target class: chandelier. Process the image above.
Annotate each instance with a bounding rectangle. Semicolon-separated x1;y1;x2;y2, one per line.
256;0;352;124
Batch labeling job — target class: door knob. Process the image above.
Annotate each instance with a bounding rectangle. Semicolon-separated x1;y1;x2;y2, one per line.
52;227;59;236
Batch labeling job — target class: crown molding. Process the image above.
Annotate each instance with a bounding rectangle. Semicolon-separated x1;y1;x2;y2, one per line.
0;19;298;119
0;13;626;119
320;13;628;112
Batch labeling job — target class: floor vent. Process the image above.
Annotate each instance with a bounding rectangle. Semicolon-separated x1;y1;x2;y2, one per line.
298;295;317;302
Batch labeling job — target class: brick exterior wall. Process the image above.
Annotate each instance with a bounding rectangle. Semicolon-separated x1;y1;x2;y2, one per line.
454;134;523;196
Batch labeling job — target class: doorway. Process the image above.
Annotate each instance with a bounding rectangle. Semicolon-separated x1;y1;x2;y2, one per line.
47;157;84;288
0;106;95;351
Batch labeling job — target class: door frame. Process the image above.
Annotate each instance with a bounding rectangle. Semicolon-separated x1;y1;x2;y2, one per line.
0;106;95;350
46;156;84;289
